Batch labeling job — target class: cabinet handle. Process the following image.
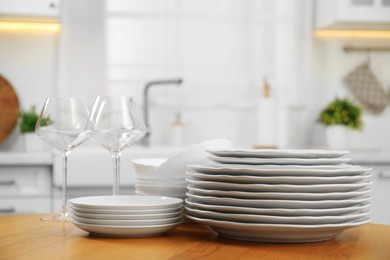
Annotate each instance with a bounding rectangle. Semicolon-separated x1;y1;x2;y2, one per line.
0;207;16;214
378;171;390;179
0;180;16;186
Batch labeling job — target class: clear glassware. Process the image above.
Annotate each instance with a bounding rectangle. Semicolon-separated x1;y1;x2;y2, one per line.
36;97;89;221
87;96;147;196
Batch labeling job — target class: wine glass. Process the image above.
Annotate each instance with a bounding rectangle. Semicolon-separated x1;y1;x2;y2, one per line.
36;97;89;221
87;96;147;196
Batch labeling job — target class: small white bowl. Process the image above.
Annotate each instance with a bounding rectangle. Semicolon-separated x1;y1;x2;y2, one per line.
136;191;186;201
135;184;188;197
132;158;167;177
136;176;186;185
136;180;187;187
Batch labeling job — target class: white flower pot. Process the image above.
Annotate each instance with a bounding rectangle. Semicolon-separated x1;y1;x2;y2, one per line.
326;126;350;150
24;133;47;151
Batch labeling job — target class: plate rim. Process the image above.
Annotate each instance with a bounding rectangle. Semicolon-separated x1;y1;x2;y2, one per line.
69;195;183;210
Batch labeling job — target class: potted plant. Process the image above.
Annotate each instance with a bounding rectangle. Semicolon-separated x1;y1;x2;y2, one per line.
318;97;363;149
19;106;50;151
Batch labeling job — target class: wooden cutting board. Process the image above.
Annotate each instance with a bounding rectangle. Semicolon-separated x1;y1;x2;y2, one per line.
0;75;19;143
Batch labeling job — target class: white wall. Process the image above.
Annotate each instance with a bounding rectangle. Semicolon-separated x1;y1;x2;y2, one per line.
105;0;312;148
57;0;106;105
0;29;58;151
0;0;106;151
308;38;390;150
0;0;315;151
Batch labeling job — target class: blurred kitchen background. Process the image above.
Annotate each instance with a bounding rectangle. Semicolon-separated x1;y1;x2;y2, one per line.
0;0;389;223
1;0;390;150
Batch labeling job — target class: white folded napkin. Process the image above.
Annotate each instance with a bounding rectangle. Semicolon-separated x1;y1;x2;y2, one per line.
154;139;233;177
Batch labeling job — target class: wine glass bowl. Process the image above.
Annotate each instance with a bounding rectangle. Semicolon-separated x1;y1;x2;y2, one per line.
89;128;145;154
36;97;90;221
87;96;147;195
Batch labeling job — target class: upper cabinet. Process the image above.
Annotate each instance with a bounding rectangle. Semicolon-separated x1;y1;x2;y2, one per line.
315;0;390;30
0;0;60;22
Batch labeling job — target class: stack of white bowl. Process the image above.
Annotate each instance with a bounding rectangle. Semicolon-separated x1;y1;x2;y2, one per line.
69;195;183;237
185;149;372;243
132;139;233;199
132;158;188;199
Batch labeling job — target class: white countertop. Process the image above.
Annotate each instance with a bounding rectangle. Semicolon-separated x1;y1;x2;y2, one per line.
349;149;390;164
0;147;389;167
0;145;181;167
0;152;53;166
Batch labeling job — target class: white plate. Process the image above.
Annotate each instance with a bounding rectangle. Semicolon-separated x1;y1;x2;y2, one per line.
69;195;183;210
71;210;183;220
72;220;181;238
207;149;349;159
187;186;371;200
185;206;371;225
185;199;372;216
186;214;370;243
70;204;183;215
186;193;371;209
186;178;371;193
188;164;371;177
187;171;371;185
209;155;350;165
72;215;183;226
211;163;353;170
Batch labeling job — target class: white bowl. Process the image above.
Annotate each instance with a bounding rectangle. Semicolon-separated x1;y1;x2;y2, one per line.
136;190;186;201
132;158;167;177
136;184;188;197
137;176;186;185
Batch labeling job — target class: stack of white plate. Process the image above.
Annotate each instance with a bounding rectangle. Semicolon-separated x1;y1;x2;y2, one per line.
70;195;183;237
185;149;372;243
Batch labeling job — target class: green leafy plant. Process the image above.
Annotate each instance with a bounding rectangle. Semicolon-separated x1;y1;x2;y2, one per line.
319;98;363;131
19;106;51;133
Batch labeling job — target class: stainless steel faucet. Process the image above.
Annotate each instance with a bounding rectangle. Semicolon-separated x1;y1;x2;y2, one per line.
142;79;183;146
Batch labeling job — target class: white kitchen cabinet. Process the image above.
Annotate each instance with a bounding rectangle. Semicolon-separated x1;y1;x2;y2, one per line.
366;165;390;225
0;198;51;214
315;0;390;30
0;152;52;215
0;0;60;22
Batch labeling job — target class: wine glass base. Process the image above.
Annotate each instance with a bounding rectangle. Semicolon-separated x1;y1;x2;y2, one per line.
40;212;70;222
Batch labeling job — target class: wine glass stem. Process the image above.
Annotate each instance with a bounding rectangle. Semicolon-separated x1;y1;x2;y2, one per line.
61;152;69;217
112;152;121;196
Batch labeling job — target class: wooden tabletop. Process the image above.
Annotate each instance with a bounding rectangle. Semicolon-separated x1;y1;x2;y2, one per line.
1;214;390;259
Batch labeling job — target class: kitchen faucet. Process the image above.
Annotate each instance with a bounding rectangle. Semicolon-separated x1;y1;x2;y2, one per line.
141;79;183;146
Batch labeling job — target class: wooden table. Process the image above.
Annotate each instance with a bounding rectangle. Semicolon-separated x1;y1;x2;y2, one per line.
1;214;389;259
